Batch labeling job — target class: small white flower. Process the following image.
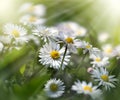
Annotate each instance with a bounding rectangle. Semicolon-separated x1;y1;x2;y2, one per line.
3;23;28;44
72;80;101;99
90;51;109;67
3;23;27;38
0;42;4;52
20;15;46;26
98;32;109;43
44;78;65;98
102;44;115;58
91;67;118;90
32;26;58;42
57;22;87;37
39;41;70;70
76;41;92;54
56;31;81;53
19;2;46;17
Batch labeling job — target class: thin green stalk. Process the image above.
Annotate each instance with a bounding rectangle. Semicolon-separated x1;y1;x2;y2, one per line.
60;44;68;71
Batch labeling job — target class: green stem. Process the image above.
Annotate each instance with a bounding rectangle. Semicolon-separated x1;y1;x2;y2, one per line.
60;44;68;71
76;51;88;71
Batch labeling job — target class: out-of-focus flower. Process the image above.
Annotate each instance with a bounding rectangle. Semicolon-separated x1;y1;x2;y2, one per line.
32;26;58;42
20;15;46;26
44;78;65;98
3;23;27;38
72;80;101;99
76;41;92;54
91;67;117;90
102;44;115;58
19;2;46;17
39;41;70;70
98;32;109;43
90;51;109;67
3;23;28;45
57;21;87;37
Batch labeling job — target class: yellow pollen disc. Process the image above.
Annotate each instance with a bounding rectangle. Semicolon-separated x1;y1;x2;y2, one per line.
105;48;112;54
86;45;91;49
50;50;60;59
101;75;109;82
95;57;101;62
28;6;35;12
29;16;37;22
65;37;73;43
50;83;58;92
83;86;92;92
12;30;20;37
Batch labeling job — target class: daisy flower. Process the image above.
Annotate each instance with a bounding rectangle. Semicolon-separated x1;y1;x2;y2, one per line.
57;21;87;37
98;32;109;43
3;23;27;38
76;41;93;54
32;26;58;42
3;23;28;45
56;31;81;53
91;67;118;90
20;15;46;26
90;51;109;67
39;41;70;70
102;44;115;58
19;2;46;17
44;78;65;98
72;80;101;99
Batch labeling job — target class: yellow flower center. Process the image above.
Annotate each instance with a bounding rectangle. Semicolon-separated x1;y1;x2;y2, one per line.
101;75;109;82
86;45;91;49
83;86;92;92
29;16;37;22
95;57;101;62
50;83;58;92
50;50;60;59
12;30;20;37
105;48;112;54
65;37;73;43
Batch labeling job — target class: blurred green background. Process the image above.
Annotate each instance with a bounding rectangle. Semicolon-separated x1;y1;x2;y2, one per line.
0;0;120;100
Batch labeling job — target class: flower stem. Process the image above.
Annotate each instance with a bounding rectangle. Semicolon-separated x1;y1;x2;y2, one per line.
60;44;68;71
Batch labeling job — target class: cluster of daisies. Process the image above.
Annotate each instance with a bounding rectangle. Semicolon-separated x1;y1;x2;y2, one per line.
35;22;118;99
0;2;119;100
19;2;46;26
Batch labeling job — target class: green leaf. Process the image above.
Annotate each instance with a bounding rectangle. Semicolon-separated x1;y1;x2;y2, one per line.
20;64;26;75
